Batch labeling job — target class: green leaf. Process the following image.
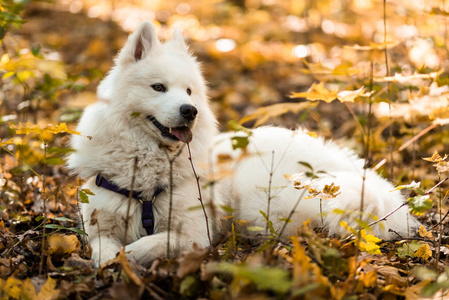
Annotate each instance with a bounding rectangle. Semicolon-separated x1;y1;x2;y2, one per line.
407;195;432;215
52;217;74;223
227;120;252;135
421;282;442;297
31;45;41;57
412;266;437;281
215;263;291;294
298;161;314;171
47;147;75;155
231;136;249;150
66;227;87;236
78;190;89;203
396;241;422;258
45;224;65;230
180;275;199;297
43;157;64;166
247;226;264;231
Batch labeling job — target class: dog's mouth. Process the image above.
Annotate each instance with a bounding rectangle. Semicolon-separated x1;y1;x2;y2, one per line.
146;116;193;143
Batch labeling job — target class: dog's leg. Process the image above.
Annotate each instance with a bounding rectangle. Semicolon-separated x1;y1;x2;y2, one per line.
125;230;210;266
81;178;143;266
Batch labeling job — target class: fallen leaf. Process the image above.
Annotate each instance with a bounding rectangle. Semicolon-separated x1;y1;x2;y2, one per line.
47;234;80;257
176;246;210;279
414;243;432;260
418;225;433;238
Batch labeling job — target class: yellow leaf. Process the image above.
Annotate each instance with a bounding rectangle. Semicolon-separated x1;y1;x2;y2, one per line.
301;61;362;76
0;53;10;65
359;270;377;288
3;277;22;299
291;83;370;103
10;122;80;141
414;243;432;260
38;277;60;300
47;233;80;256
240;101;318;126
290;82;338;103
20;278;38;300
422;150;447;163
418;225;433;238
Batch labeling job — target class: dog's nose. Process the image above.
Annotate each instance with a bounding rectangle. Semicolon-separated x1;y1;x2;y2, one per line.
179;104;198;121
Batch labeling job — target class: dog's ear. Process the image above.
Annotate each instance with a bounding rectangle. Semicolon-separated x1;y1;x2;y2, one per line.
118;21;159;64
169;29;188;51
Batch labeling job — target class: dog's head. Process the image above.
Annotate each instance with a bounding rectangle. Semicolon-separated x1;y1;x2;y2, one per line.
98;21;209;145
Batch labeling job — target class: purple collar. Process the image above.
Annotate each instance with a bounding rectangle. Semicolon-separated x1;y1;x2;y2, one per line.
95;174;163;235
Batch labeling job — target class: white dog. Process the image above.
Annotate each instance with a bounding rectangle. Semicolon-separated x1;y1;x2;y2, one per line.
68;21;419;266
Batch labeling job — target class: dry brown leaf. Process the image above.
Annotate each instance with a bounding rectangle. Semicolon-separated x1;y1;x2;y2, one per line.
119;248;144;286
176;246;210;279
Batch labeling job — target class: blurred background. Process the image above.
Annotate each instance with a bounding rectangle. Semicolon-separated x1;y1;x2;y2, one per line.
1;0;449;183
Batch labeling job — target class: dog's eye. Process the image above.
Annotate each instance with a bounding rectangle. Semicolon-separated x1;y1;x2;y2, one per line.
186;88;192;96
151;84;166;92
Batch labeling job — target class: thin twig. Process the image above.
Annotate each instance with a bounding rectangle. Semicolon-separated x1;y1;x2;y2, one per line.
383;0;395;180
207;147;218;243
431;192;449;230
425;177;448;195
161;145;185;258
123;157;138;250
265;151;275;235
187;143;212;247
373;123;438;171
278;189;307;239
141;116;185;259
38;141;48;275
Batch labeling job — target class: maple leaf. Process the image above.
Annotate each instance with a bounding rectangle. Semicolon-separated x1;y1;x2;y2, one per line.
423;150;448;163
418;225;433;238
290;82;338;103
414;243;432;260
240;102;318;127
423;150;449;174
291;83;371;103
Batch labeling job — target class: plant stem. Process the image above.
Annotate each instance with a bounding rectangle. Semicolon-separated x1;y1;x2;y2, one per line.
187;143;212;247
123;157;138;250
278;189;307;239
38;141;47;275
265;151;275;235
383;0;394;181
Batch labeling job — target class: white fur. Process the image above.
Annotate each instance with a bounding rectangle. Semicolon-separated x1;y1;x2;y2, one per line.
68;21;419;267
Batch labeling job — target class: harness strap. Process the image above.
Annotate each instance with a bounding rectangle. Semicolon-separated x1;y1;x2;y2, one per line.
94;174;163;235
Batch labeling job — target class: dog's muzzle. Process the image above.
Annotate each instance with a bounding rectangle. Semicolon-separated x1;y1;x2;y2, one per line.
146;115;194;143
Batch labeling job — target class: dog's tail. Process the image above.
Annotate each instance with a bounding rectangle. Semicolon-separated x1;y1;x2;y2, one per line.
315;169;421;240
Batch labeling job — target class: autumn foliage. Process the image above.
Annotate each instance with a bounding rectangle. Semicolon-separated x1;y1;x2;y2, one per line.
1;0;449;298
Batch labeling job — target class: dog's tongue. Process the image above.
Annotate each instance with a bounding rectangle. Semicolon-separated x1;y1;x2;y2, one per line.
172;127;192;143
